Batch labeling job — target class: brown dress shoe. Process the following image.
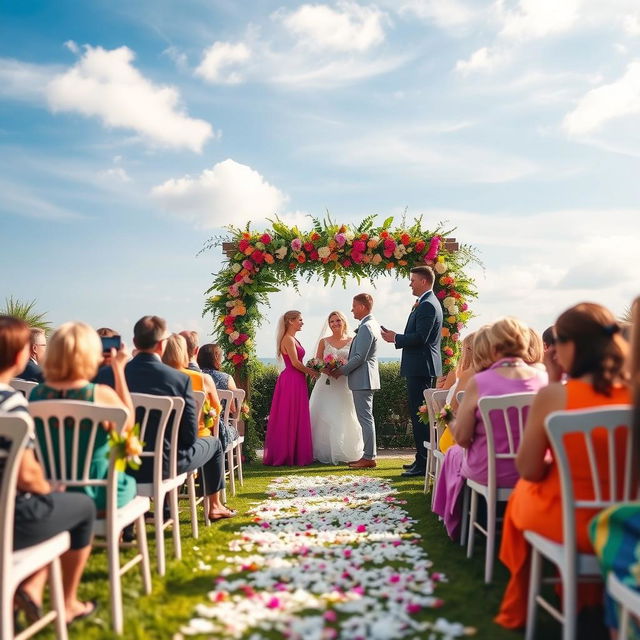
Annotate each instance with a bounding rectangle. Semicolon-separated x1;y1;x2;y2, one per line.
348;458;377;469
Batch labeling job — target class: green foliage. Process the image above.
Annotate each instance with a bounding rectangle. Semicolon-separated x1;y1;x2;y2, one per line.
0;296;51;331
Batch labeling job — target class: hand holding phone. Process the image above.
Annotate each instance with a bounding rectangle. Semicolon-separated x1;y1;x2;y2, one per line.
100;335;122;353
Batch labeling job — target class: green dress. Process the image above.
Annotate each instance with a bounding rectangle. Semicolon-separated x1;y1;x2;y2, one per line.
30;382;137;510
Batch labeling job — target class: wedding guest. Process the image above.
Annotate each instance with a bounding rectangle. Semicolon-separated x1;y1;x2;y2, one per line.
495;302;631;630
525;327;546;370
0;315;97;624
433;317;548;539
17;327;46;382
29;322;137;510
179;330;201;372
162;334;224;439
263;310;318;466
197;343;239;394
96;316;234;520
541;326;555;351
381;266;443;477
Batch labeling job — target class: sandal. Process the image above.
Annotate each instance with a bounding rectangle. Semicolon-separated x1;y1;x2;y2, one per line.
15;589;43;624
69;600;98;625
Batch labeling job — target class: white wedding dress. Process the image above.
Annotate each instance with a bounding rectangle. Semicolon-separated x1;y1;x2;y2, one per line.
310;341;364;464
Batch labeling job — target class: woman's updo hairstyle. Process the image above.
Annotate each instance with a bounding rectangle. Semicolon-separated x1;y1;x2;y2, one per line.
472;325;493;372
554;302;628;396
488;317;530;360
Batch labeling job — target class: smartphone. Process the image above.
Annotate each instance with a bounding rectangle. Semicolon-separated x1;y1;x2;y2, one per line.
100;335;122;353
380;326;388;332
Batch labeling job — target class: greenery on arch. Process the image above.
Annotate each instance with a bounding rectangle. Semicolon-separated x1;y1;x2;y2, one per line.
202;214;479;378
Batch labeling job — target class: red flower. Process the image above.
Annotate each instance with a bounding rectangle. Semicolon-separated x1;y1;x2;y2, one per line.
233;333;249;345
309;250;319;260
436;290;446;300
289;262;297;270
303;241;314;252
310;232;321;242
259;233;272;244
223;315;235;326
297;253;306;263
380;230;389;238
351;252;364;264
233;273;244;283
425;235;441;261
238;238;250;252
251;249;264;264
414;240;426;253
231;353;244;366
400;233;411;246
342;259;352;267
352;239;366;253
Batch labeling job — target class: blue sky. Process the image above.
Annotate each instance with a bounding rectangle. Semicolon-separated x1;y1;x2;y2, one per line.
2;0;639;357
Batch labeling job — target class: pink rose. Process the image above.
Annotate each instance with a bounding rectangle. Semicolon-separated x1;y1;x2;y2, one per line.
260;233;272;244
242;259;253;271
291;238;302;251
352;239;366;253
335;232;347;247
425;235;441;261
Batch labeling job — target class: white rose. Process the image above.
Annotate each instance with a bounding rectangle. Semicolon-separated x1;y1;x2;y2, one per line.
231;263;242;273
318;246;331;259
229;331;239;342
393;245;406;259
449;305;459;315
443;296;455;309
434;262;447;274
345;230;355;241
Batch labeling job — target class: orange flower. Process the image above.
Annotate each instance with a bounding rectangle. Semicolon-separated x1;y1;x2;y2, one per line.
264;253;274;264
243;246;254;255
339;224;347;233
289;262;297;270
328;239;337;250
398;259;408;266
385;262;394;269
297;253;306;263
442;328;450;337
329;252;338;261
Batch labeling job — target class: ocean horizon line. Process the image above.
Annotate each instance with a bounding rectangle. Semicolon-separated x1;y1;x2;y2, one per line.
258;357;400;365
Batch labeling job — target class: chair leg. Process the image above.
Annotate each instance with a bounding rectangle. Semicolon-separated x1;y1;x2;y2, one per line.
460;485;470;547
107;528;123;634
484;497;497;583
466;489;478;559
137;515;152;595
561;566;577;640
169;489;182;560
236;444;244;486
525;548;542;640
155;504;166;577
226;449;236;497
49;557;69;640
187;473;198;539
431;458;441;511
619;604;629;640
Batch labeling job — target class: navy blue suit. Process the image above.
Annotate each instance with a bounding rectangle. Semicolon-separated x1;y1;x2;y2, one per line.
394;290;443;469
18;359;44;383
95;353;224;493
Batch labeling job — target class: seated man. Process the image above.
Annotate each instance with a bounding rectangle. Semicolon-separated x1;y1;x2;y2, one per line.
17;327;47;382
96;315;234;520
179;330;201;372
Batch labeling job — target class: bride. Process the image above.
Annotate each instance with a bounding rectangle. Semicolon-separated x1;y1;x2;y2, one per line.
310;310;364;464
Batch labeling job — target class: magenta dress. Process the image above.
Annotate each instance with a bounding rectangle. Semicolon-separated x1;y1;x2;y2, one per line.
263;341;314;466
433;361;548;539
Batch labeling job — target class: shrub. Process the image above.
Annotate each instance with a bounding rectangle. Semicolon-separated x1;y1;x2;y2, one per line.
245;360;413;454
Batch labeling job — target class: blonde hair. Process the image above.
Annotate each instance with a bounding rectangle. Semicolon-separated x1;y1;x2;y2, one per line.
276;310;301;359
488;317;530;360
43;322;102;382
525;327;544;364
456;331;476;374
472;325;493;372
328;310;349;339
162;334;189;369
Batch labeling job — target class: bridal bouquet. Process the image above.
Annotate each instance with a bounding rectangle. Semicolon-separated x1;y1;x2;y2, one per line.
306;358;324;373
323;354;346;385
108;423;145;472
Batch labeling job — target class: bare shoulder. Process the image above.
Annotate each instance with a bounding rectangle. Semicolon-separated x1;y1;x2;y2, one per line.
95;383;122;406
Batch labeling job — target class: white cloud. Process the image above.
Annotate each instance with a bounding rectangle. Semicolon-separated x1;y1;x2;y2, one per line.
395;0;480;30
455;46;506;74
99;167;131;182
150;159;288;229
0;58;56;102
281;2;386;52
47;45;214;152
622;13;640;35
498;0;580;41
562;61;640;136
195;41;251;84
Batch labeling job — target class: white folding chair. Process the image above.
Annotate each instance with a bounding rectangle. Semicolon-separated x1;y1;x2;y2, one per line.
130;394;186;577
184;390;209;537
9;378;37;399
607;572;640;639
0;413;69;640
28;401;152;635
217;390;236;499
229;388;246;487
525;406;634;640
465;393;536;583
423;389;448;497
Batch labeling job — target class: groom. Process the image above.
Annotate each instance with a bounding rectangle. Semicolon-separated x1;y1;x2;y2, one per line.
332;293;380;469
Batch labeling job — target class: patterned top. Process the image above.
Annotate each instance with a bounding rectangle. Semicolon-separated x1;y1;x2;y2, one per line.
0;384;35;486
203;368;232;391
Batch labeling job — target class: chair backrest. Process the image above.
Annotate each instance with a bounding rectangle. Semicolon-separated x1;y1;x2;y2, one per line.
9;378;37;399
0;413;30;590
193;390;206;421
28;400;129;518
427;389;449;445
545;406;634;564
230;388;246;436
217;389;234;431
130;393;184;482
477;393;537;490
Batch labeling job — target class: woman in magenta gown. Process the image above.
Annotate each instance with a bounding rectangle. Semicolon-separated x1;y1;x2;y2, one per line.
263;310;319;466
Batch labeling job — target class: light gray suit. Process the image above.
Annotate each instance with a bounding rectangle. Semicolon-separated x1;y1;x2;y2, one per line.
339;314;380;460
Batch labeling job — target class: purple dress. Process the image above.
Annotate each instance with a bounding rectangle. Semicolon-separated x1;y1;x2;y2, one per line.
433;361;548;538
263;341;314;466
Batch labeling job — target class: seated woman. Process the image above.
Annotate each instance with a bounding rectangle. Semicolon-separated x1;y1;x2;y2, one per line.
0;315;97;624
525;327;547;371
197;343;238;393
433;317;548;539
29;322;136;510
495;302;631;630
162;334;223;438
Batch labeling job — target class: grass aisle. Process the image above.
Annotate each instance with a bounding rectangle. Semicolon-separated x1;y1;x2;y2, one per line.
63;459;534;639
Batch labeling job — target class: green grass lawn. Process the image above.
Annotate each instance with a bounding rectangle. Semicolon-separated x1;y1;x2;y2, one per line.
41;457;562;639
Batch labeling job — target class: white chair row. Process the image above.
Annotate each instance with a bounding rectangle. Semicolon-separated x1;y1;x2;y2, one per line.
217;388;246;501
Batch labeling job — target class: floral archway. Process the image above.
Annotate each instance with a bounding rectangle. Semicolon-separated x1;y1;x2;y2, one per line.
202;215;478;379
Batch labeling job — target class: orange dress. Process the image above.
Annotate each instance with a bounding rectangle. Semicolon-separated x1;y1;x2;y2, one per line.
182;368;220;438
495;379;631;629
